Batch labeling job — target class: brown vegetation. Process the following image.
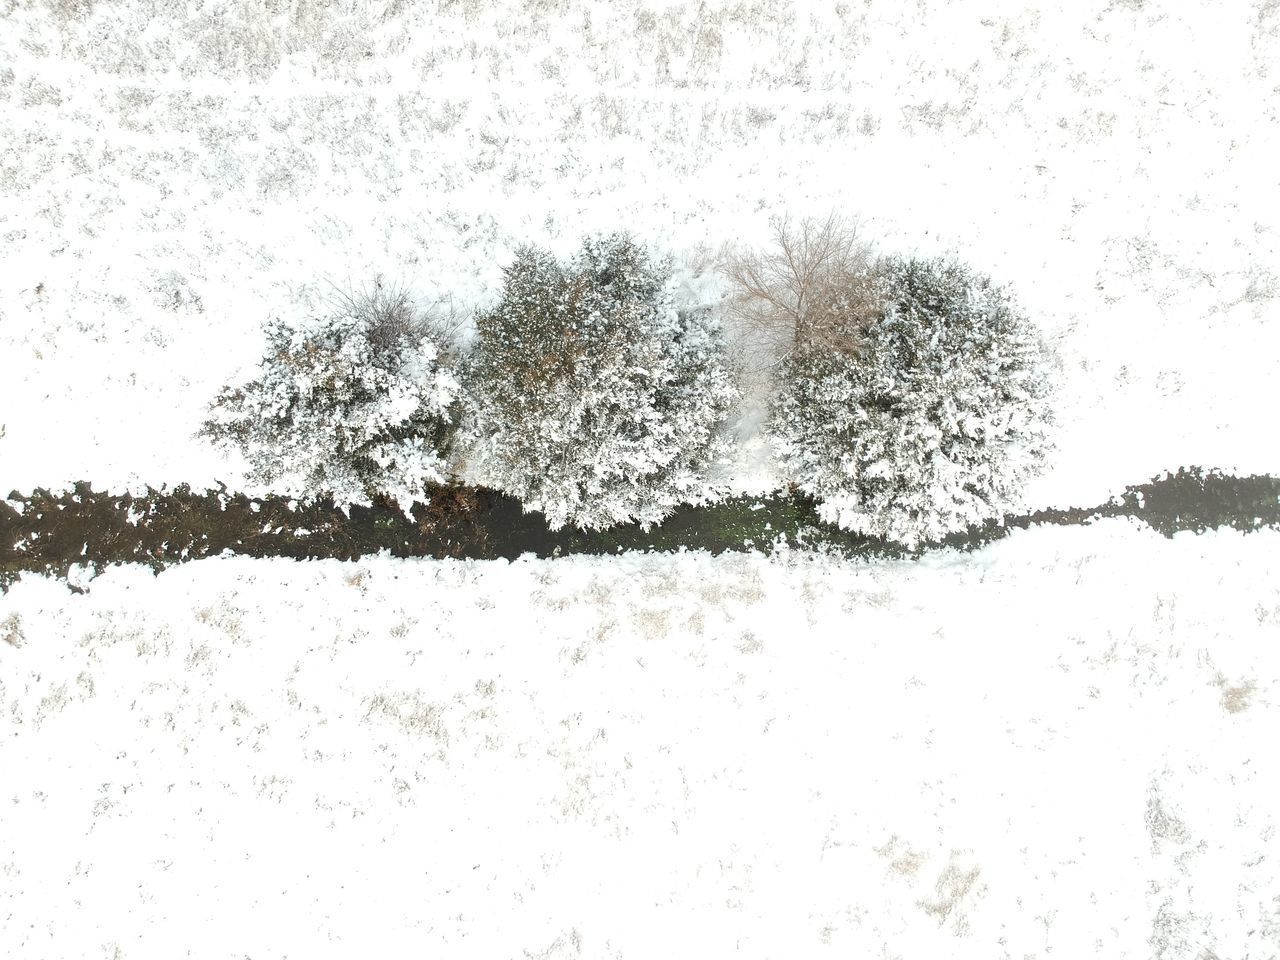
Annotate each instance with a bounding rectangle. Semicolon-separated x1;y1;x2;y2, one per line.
329;278;462;358
720;213;880;370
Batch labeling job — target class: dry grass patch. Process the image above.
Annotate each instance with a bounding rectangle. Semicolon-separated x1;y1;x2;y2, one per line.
1215;674;1257;714
1;612;23;648
875;835;927;878
918;855;984;935
364;691;448;742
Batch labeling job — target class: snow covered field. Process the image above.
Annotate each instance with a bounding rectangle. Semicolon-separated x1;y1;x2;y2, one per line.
2;0;1279;504
2;520;1278;958
4;3;1279;958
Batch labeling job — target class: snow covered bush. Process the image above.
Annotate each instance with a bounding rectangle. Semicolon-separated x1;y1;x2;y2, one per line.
200;286;462;509
771;255;1055;546
463;234;738;530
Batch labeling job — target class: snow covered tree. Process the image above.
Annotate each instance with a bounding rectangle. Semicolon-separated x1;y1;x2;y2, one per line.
201;285;462;509
771;255;1055;545
463;234;738;530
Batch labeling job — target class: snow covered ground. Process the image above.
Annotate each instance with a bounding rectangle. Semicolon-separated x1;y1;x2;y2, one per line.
2;520;1278;958
2;0;1278;504
3;4;1278;958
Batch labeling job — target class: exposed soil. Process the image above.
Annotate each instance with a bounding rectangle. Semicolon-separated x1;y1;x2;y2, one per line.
2;467;1278;592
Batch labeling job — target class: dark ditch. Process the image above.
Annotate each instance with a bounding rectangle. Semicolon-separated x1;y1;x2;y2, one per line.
2;467;1278;592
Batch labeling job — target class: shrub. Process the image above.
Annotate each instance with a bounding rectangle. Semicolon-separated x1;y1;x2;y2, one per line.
201;284;461;509
771;255;1054;545
463;234;738;530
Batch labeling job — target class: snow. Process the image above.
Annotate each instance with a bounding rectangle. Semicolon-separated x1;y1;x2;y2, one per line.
2;0;1278;505
1;4;1277;956
1;521;1277;958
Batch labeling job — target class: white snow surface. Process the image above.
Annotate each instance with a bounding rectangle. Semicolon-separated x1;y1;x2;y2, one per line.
2;7;1278;955
2;0;1279;504
2;520;1279;958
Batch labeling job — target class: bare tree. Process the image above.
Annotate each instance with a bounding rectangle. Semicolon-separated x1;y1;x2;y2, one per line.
721;213;879;371
326;276;464;360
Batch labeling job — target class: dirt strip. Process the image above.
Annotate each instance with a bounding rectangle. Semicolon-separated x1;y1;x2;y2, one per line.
3;468;1278;591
